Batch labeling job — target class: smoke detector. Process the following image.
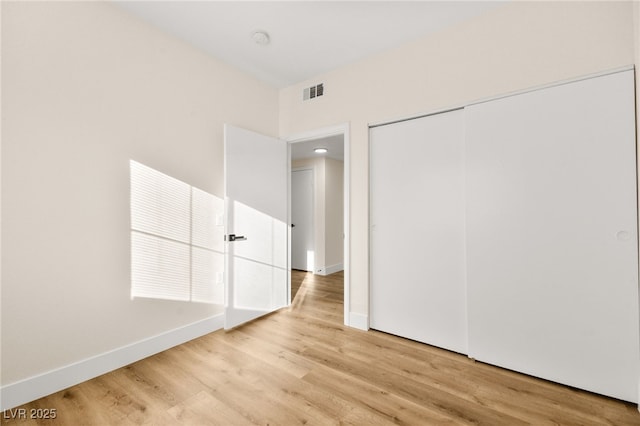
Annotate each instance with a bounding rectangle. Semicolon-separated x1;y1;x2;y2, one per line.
251;30;270;46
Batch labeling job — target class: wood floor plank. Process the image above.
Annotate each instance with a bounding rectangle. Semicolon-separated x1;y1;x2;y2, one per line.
167;391;253;426
178;336;341;425
334;332;602;424
301;366;461;425
209;343;365;425
215;329;315;379
174;343;307;425
300;344;527;426
2;270;639;425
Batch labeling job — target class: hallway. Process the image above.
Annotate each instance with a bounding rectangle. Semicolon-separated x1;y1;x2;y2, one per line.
290;270;343;316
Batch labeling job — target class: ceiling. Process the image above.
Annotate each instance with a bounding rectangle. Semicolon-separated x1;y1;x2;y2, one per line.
114;1;504;88
291;134;344;161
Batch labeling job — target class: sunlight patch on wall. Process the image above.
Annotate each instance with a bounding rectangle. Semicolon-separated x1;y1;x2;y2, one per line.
130;160;224;304
306;250;315;273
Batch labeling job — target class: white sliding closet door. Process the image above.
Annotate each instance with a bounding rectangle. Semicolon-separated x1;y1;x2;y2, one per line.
465;70;639;402
370;109;467;354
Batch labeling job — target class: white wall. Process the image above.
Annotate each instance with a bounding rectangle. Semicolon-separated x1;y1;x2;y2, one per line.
1;1;278;387
279;1;636;320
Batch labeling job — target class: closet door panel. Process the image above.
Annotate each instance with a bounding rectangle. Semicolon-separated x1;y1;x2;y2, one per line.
465;70;639;402
370;109;467;354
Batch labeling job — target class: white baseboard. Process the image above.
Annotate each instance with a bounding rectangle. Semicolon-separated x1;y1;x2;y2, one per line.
348;312;369;331
316;263;344;276
1;314;223;411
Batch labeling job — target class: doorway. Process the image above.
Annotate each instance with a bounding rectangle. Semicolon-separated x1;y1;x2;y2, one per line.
287;124;349;324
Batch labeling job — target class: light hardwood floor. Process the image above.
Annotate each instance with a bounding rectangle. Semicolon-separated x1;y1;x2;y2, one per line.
2;271;640;425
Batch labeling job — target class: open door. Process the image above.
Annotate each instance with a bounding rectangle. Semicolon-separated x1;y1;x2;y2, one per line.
224;124;289;329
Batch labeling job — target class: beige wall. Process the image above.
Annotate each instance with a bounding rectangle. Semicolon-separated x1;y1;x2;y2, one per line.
636;3;640;129
292;157;344;273
635;1;640;274
279;1;636;318
324;157;344;269
1;1;278;385
0;0;3;384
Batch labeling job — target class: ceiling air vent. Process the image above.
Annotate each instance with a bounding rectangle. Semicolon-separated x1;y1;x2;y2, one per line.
303;83;324;101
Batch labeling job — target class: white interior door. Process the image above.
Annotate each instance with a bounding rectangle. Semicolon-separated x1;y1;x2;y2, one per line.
291;169;314;271
370;108;468;354
224;124;288;330
465;70;639;402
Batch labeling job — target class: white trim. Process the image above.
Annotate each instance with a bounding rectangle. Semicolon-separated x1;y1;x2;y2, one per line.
286;123;348;144
0;314;223;411
287;143;292;303
369;65;635;129
316;263;344;276
344;126;351;329
286;123;351;328
349;312;369;331
467;65;635;107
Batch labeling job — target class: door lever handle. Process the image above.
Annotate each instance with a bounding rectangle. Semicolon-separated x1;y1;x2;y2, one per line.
226;234;247;242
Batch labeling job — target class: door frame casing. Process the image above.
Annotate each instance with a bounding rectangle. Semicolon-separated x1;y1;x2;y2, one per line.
286;123;351;327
